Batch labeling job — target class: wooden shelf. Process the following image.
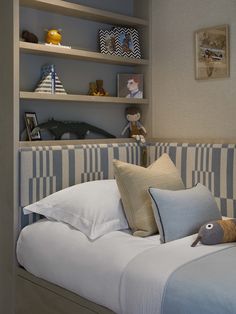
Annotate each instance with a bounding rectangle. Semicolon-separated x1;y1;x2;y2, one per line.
20;42;149;66
20;0;148;27
20;91;149;105
19;138;136;147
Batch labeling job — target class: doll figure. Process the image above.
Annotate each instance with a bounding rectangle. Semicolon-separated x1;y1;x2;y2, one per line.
121;107;147;143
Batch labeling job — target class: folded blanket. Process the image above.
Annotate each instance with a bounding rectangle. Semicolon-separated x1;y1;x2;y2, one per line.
120;235;234;314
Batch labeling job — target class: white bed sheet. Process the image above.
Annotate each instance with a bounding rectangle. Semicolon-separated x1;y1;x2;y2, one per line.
17;219;161;313
17;219;233;314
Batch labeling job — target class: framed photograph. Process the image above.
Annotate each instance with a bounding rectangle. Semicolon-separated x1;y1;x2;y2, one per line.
113;27;141;59
99;29;117;55
117;73;143;98
195;25;229;80
24;112;41;141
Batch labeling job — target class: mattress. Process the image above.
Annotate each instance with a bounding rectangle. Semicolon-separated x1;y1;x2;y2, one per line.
17;219;233;314
16;219;161;313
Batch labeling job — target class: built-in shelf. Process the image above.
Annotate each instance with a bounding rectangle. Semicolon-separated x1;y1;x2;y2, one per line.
19;138;136;147
20;0;148;27
20;42;149;66
20;91;149;105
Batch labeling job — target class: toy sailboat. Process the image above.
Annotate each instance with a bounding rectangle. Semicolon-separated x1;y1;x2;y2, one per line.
35;64;67;94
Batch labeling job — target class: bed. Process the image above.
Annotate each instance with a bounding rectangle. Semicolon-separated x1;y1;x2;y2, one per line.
16;141;236;314
17;218;236;314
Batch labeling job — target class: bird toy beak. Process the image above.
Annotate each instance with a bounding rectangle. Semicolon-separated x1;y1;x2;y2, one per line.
191;236;201;247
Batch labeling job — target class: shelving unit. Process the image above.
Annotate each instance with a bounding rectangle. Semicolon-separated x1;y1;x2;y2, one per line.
20;41;149;66
20;0;148;27
19;0;151;143
19;137;136;147
20;91;149;105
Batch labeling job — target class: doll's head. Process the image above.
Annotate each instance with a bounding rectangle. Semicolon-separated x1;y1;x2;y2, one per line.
125;107;141;122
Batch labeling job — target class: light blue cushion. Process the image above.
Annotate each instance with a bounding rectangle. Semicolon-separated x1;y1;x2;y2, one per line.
149;183;222;243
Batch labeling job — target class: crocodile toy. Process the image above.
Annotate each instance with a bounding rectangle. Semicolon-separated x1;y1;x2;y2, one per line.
32;118;116;140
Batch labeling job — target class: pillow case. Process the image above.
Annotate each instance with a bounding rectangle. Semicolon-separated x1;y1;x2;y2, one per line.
23;179;128;240
149;183;222;243
113;154;185;237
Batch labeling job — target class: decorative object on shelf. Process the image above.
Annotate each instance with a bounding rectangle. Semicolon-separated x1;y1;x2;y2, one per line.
45;29;62;45
31;118;116;140
44;29;71;49
191;219;236;247
22;30;38;43
113;27;141;59
35;64;67;94
88;80;109;96
117;73;143;98
121;107;146;143
24;112;41;141
99;27;141;59
98;29;118;56
88;82;97;95
195;25;229;80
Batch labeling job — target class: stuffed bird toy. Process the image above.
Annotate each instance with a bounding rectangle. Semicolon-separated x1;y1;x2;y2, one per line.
191;219;236;247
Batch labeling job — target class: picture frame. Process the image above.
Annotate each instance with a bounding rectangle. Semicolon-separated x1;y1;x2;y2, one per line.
117;73;143;98
195;25;229;80
113;27;141;59
98;29;118;56
24;112;41;141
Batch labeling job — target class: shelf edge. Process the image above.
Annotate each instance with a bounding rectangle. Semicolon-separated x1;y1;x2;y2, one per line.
20;42;149;66
20;92;149;105
20;0;149;27
19;138;136;147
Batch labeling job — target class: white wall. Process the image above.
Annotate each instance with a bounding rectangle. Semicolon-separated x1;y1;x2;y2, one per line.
151;0;236;141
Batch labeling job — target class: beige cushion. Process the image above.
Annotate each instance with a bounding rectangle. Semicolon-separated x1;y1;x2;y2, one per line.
113;154;185;237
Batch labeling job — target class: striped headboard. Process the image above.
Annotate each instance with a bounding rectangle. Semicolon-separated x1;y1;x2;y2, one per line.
19;141;236;230
19;142;142;228
148;142;236;218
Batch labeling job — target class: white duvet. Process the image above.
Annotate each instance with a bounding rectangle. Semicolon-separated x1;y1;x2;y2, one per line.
17;219;232;314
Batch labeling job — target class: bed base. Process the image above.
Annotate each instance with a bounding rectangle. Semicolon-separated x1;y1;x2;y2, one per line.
16;267;115;314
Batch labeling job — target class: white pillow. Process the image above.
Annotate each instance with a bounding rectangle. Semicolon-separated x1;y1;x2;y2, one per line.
23;179;128;240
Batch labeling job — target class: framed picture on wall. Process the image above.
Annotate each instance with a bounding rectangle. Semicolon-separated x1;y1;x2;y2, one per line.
195;25;229;80
117;73;143;98
24;112;41;141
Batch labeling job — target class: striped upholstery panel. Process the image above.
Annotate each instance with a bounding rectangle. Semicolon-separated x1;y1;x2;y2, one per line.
148;143;236;218
19;141;236;229
19;143;142;228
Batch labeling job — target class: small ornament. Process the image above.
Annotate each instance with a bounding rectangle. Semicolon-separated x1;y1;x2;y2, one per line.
45;29;62;45
96;80;106;96
32;118;116;140
22;30;38;43
88;82;97;96
35;64;67;94
88;80;109;96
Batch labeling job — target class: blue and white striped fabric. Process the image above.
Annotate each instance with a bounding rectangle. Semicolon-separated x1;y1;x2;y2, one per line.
19;141;236;229
19;143;141;228
148;142;236;218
